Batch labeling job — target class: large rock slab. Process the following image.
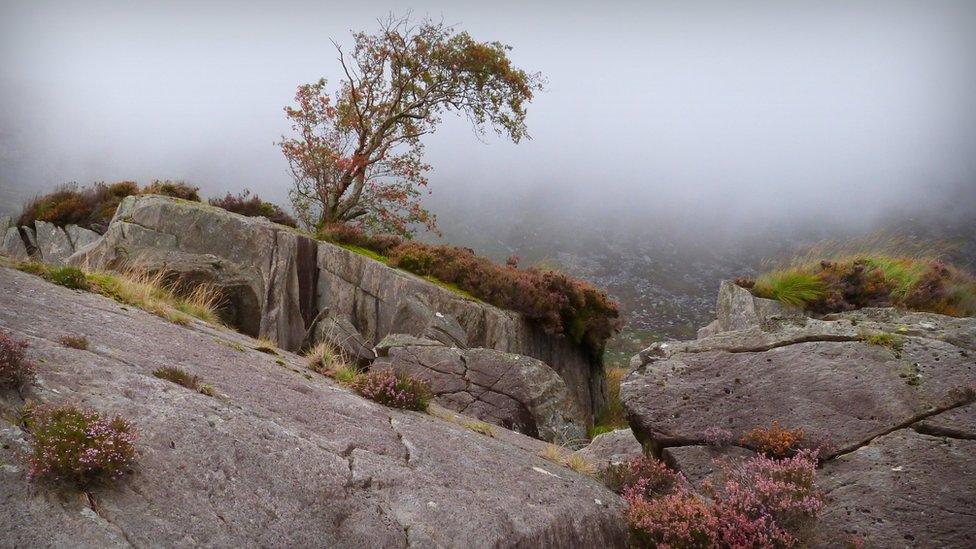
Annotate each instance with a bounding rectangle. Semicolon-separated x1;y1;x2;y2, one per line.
713;279;803;333
34;220;75;265
818;428;976;548
69;195;317;350
65;223;101;252
624;314;976;457
375;338;589;444
0;266;626;548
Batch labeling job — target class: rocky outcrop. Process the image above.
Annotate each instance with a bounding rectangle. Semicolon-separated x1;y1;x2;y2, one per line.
0;218;100;265
573;429;644;473
375;336;588;443
0;266;626;548
622;281;976;546
66;195;606;426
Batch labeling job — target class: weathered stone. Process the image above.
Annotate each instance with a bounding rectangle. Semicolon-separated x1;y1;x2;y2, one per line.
661;445;756;486
70;195;316;350
315;240;607;423
817;429;976;548
375;333;445;355
65;224;101;252
1;227;28;260
0;215;9;236
715;279;803;332
574;429;644;473
391;296;469;348
19;225;39;259
304;309;376;366
0;266;627;547
913;401;976;439
696;319;721;339
375;342;589;444
68;195;605;425
34;220;74;265
623;320;976;457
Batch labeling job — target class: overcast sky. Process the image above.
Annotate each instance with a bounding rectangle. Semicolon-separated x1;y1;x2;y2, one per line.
1;0;974;237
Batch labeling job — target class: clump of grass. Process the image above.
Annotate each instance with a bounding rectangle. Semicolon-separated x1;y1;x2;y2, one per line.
752;268;826;307
199;384;215;397
461;419;496;438
152;367;200;391
18;261;225;327
539;443;598;476
58;335;89;350
746;254;976;317
859;331;904;351
23;403;137;488
592;366;628;436
0;329;35;388
17;263;90;290
254;338;278;355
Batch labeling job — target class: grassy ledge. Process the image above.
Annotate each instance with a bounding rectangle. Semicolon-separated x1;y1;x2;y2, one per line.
14;262;224;327
742;252;976;317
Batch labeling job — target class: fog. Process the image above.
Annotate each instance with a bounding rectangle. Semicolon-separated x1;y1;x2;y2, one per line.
2;0;975;247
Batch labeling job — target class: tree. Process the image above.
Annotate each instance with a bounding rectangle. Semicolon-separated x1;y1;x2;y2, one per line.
280;14;544;235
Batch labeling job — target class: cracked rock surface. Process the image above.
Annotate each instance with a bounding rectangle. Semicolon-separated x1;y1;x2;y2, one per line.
0;267;626;548
623;281;976;547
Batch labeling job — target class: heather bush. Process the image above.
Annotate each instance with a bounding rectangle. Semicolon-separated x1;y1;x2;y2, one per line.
747;253;976;317
350;369;432;411
24;404;137;487
623;450;825;548
741;421;805;458
209;189;298;228
18;181;139;233
703;426;734;447
602;455;680;496
142;180;201;201
0;330;35;388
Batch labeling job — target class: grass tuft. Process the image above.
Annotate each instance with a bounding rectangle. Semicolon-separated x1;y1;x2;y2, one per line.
58;335;89;350
752;268;826;307
152;367;201;391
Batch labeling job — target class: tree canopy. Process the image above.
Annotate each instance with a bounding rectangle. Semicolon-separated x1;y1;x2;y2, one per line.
281;14;544;235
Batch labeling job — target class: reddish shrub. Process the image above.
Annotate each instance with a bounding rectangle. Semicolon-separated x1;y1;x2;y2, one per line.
624;450;824;548
24;404;137;487
602;455;681;496
209;189;298;228
703;426;734;447
18;182;139;233
741;421;805;458
351;369;432;411
0;330;34;388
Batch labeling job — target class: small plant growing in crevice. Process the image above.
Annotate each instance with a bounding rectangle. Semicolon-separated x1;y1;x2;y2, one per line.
741;421;805;458
539;443;599;476
305;341;360;384
199;384;215;397
58;335;89;350
703;426;734;447
0;329;34;388
860;331;904;352
17;263;89;290
152;367;200;391
350;369;432;411
254;338;278;355
23;404;137;488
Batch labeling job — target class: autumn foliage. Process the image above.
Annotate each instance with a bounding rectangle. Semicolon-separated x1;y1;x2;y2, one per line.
281;14;544;235
18;180;201;233
741;421;806;458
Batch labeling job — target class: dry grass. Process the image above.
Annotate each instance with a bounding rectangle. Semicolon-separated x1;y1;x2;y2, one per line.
18;261;225;326
254;338;278;354
58;335;89;350
539;443;597;475
152;367;200;391
304;341;360;384
461;419;496;437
